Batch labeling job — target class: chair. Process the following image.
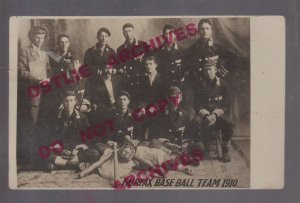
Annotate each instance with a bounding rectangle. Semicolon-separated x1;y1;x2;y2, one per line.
204;127;223;160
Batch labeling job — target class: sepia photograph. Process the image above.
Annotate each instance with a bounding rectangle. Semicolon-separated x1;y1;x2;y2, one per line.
11;16;251;189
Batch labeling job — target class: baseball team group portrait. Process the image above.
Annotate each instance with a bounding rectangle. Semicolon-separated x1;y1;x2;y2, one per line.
13;17;251;188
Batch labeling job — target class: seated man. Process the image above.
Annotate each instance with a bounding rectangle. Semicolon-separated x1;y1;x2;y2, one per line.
189;59;233;162
78;91;139;166
159;86;193;149
46;91;90;170
105;91;139;147
139;86;192;155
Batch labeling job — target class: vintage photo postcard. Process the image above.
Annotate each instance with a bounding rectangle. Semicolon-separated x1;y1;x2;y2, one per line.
9;16;285;189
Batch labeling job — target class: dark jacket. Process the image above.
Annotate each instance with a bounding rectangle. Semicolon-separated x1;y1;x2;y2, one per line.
116;39;148;104
105;109;134;145
84;74;126;112
160;105;191;142
49;48;80;76
183;38;236;83
139;72;170;105
84;43;116;78
194;77;232;120
48;49;88;108
53;109;90;150
157;43;184;87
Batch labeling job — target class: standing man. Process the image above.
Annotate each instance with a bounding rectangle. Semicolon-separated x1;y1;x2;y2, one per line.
18;26;52;128
49;34;89;113
183;18;236;85
189;60;233;162
116;23;148;106
84;27;116;82
157;24;194;118
157;24;185;88
49;34;80;77
18;26;52;168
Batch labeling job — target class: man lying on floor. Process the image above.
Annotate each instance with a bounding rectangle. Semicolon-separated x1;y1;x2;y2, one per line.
76;141;197;181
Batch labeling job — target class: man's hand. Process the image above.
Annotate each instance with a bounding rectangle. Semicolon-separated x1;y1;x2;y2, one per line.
134;53;144;62
129;139;139;147
158;138;169;143
107;141;114;147
124;135;139;147
97;69;103;75
206;114;217;126
71;149;79;156
75;144;88;151
80;104;89;112
91;104;97;111
118;68;124;74
199;109;210;118
139;108;146;115
60;149;73;159
212;109;224;117
73;60;81;71
39;78;50;84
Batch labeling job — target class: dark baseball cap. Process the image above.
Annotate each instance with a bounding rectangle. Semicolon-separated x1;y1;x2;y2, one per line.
63;90;76;98
168;86;182;96
203;59;217;67
117;91;130;99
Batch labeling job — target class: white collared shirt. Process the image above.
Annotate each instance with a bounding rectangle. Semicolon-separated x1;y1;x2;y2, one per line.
104;78;116;104
148;71;157;85
31;43;46;61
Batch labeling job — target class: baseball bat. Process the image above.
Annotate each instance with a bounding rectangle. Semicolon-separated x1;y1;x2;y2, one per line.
217;130;223;159
113;142;119;181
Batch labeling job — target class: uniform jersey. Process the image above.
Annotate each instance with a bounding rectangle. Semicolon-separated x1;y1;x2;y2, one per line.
84;43;116;79
183;38;236;84
104;109;135;145
160;106;191;144
194;77;231;119
53;109;90;150
49;49;88;107
157;43;184;87
116;39;148;104
84;74;126;112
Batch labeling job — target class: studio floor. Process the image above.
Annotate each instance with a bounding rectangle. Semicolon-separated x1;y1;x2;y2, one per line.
16;140;250;189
